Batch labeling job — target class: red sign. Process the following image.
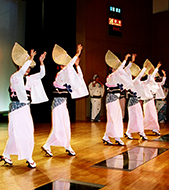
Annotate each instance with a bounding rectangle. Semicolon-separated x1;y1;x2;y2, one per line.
109;18;122;27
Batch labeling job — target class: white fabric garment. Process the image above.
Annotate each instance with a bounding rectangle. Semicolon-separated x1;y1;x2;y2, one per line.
11;60;32;103
147;68;159;94
106;60;133;90
27;65;48;103
126;102;144;134
143;99;160;130
132;68;147;98
44;57;89;152
3;60;48;161
119;97;126;119
55;56;89;99
105;99;123;138
3;105;34;160
125;64;145;134
155;77;166;99
44;100;71;149
11;62;48;104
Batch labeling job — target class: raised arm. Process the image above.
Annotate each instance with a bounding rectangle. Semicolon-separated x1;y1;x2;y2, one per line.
160;70;167;85
118;53;131;70
75;44;83;57
39;52;47;78
17;49;36;76
151;61;162;78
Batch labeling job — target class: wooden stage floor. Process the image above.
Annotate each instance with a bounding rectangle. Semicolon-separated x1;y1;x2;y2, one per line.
0;121;169;190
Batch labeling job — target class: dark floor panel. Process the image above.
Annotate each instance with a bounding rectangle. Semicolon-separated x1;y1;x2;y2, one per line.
154;133;169;142
34;179;105;190
92;146;168;171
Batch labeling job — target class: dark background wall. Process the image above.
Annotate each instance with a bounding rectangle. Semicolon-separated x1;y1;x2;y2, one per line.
22;0;169;122
76;0;156;120
25;0;76;122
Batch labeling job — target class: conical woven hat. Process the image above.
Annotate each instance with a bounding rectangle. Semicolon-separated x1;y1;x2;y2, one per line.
105;50;121;69
130;63;141;77
52;44;72;65
143;59;159;77
11;42;36;67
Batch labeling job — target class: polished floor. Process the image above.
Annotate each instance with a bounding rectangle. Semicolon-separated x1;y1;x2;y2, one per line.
0;121;169;190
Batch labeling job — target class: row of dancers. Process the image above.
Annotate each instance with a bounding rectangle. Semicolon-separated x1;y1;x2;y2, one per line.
102;52;166;146
0;42;166;168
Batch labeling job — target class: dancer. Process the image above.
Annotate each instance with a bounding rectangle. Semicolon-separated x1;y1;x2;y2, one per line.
155;70;167;123
102;51;133;146
124;54;148;140
42;44;88;156
142;60;162;135
88;74;104;122
0;42;48;168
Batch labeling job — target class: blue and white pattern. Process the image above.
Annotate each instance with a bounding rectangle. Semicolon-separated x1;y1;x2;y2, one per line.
128;96;140;107
63;83;72;93
106;93;119;104
51;97;66;110
9;101;29;113
144;98;152;104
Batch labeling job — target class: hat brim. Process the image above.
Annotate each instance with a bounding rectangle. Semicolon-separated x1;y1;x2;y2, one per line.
105;50;121;69
11;42;36;68
52;44;72;65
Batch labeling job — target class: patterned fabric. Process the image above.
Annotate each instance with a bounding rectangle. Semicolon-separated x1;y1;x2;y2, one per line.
144;98;152;104
9;101;29;113
128;96;140;107
106;93;119;104
51;97;66;110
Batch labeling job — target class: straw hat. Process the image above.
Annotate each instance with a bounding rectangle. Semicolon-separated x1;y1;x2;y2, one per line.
52;44;72;65
143;59;159;77
11;42;36;67
130;63;141;77
105;50;121;69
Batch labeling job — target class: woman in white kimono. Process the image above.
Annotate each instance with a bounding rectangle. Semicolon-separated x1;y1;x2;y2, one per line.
0;43;48;168
88;74;105;122
124;54;148;140
142;61;162;135
155;70;167;123
42;44;88;156
102;52;133;146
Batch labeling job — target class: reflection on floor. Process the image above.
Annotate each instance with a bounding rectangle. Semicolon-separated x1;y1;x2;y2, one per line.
154;133;169;142
92;146;168;171
35;179;105;190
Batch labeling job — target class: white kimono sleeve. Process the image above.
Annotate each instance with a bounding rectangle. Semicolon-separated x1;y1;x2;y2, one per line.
148;68;159;94
107;60;133;90
55;56;89;99
11;60;32;103
29;65;48;104
70;65;89;99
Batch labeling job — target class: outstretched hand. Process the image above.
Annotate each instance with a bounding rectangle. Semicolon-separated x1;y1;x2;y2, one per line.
30;49;36;61
76;44;83;57
124;54;131;61
131;54;137;63
157;61;162;69
39;51;47;65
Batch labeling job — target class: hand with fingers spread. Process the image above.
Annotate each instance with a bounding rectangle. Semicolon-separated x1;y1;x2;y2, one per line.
29;49;36;61
76;44;83;57
39;52;47;65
